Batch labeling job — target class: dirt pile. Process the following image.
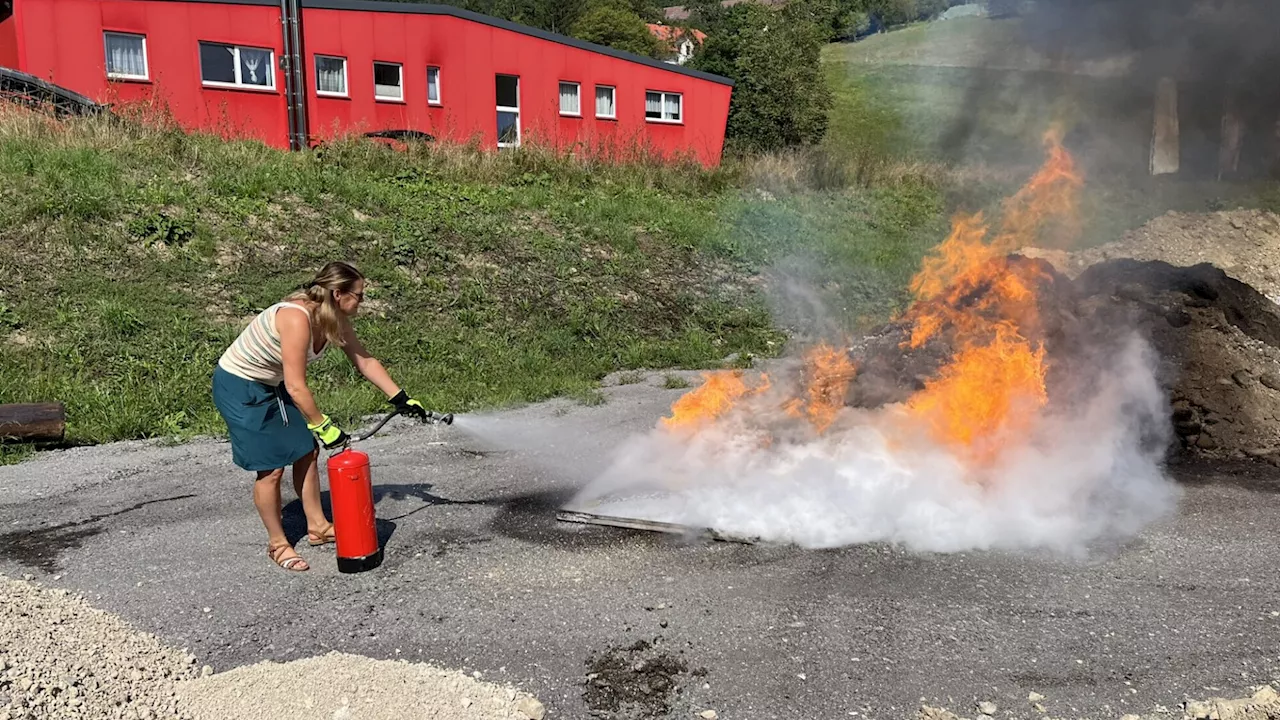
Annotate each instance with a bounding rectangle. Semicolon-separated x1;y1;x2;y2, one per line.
0;573;547;720
176;652;546;720
847;254;1280;462
1027;208;1280;302
0;573;200;720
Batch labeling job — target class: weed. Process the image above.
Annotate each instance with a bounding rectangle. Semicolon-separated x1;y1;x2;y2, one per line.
616;371;647;385
663;375;691;390
573;388;608;407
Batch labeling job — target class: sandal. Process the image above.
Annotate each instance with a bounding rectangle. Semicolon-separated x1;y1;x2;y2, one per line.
307;522;337;547
268;543;309;572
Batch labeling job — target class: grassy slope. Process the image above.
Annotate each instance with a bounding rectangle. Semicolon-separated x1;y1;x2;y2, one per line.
0;111;787;451
0;109;949;458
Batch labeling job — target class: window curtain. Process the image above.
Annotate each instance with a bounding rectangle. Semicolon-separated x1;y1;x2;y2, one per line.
595;87;614;117
239;47;271;86
645;92;662;116
106;34;145;77
559;83;579;114
316;57;345;94
664;94;680;120
428;68;440;103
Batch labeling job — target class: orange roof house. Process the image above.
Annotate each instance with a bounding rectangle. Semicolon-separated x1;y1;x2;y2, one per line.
646;23;708;66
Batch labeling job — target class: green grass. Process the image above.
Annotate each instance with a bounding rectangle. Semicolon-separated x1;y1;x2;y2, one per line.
662;375;690;390
0;109;790;450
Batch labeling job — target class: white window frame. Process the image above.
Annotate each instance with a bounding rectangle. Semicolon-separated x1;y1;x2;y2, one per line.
645;90;683;124
427;66;442;106
558;81;581;117
496;74;520;149
314;54;348;98
594;84;616;120
199;41;276;91
104;31;149;82
373;61;404;102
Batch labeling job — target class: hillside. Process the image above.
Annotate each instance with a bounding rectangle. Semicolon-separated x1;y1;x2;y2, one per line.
0;108;950;457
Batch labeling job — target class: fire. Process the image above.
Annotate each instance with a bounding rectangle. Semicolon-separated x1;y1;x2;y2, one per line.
902;127;1083;461
662;371;762;433
803;344;857;435
658;126;1084;469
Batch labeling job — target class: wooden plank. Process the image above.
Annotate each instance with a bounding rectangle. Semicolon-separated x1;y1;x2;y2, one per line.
0;403;66;443
555;510;759;545
1151;77;1180;176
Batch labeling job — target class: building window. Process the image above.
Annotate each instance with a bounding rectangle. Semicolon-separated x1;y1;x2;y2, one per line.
558;81;580;117
104;32;148;81
199;42;275;90
427;66;441;105
374;61;403;101
315;55;347;97
645;91;682;123
496;74;520;148
595;85;616;119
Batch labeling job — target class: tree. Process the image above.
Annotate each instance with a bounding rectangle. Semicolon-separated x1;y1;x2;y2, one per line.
570;1;662;57
688;1;833;152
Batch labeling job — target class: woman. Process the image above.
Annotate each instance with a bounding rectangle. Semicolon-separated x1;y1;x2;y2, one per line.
212;261;428;572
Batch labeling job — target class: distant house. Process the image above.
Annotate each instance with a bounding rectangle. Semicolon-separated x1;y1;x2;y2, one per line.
646;23;707;66
662;0;786;21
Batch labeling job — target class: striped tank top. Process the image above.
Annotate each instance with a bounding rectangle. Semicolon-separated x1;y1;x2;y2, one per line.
218;302;328;386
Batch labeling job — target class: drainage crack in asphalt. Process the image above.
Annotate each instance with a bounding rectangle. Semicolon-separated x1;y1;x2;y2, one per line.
0;493;198;572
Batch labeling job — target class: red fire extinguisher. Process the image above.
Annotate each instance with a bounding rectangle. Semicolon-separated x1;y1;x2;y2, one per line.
326;409;453;574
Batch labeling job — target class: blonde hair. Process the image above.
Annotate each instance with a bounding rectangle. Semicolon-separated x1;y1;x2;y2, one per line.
285;261;365;348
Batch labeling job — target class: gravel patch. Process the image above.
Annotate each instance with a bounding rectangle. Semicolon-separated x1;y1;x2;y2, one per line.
0;573;546;720
0;573;199;720
175;652;546;720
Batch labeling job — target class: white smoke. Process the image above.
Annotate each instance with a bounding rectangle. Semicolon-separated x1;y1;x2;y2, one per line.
570;332;1180;555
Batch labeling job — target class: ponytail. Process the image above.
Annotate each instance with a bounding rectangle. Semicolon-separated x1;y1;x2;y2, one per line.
286;261;365;348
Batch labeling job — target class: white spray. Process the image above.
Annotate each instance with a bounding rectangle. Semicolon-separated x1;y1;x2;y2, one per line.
571;330;1179;555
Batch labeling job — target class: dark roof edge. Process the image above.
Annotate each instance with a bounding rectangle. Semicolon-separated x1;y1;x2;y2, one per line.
300;0;735;87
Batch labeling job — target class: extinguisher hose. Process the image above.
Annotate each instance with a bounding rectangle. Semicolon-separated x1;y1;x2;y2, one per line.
347;408;455;444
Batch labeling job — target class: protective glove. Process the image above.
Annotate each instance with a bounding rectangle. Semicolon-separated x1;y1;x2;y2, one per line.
307;415;349;449
389;389;429;421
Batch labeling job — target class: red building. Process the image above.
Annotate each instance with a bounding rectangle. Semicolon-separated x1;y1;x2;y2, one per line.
0;0;734;165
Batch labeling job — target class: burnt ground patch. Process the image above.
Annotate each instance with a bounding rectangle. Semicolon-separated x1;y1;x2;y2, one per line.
583;637;707;719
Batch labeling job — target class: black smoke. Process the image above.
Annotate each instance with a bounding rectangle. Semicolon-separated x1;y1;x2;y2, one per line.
943;0;1280;177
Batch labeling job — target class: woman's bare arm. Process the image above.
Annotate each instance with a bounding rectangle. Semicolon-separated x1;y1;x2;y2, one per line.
339;320;401;399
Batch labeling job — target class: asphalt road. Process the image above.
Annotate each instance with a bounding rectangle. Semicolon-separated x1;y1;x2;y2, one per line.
3;370;1279;720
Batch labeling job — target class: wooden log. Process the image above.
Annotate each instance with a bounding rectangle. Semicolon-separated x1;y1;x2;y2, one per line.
0;403;66;443
1151;77;1180;176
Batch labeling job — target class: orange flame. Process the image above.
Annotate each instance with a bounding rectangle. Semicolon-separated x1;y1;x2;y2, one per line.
803;344;857;435
662;371;770;434
657;127;1083;470
902;127;1083;462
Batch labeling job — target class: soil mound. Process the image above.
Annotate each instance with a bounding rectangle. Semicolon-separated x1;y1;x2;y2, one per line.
847;256;1280;463
1026;208;1280;302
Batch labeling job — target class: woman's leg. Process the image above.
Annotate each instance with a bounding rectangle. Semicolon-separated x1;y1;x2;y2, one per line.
292;449;331;537
255;468;308;570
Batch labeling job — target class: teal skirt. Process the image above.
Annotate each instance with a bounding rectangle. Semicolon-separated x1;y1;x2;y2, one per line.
211;365;317;472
